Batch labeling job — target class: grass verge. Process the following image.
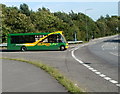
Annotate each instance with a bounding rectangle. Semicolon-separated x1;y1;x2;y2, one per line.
2;57;84;94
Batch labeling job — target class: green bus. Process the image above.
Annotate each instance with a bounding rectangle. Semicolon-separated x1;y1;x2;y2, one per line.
7;31;68;51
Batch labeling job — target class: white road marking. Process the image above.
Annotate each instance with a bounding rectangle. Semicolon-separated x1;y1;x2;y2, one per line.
91;69;97;72
95;71;101;75
71;44;119;87
99;74;106;77
101;45;105;50
88;67;94;70
101;42;118;51
116;84;120;87
109;80;118;84
109;52;118;56
104;77;111;80
85;65;91;68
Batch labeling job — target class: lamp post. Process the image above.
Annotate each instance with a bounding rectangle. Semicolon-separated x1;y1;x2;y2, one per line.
85;8;93;41
74;31;77;41
116;27;118;34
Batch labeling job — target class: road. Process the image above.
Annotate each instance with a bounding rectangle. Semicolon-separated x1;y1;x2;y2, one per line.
2;35;119;92
2;59;67;92
71;35;119;92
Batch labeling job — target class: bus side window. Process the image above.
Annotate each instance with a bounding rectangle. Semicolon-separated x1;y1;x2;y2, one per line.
48;34;57;43
41;38;48;43
40;34;61;43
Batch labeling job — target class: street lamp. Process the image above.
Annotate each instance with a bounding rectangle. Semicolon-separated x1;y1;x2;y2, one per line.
85;8;93;41
74;31;77;41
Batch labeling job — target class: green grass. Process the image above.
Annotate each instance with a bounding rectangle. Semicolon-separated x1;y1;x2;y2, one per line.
1;57;84;94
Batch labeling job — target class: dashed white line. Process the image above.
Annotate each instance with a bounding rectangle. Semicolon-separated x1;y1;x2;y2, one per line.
109;80;118;84
91;69;97;72
99;74;106;77
104;77;111;80
85;65;91;68
88;67;94;70
71;44;119;87
116;84;120;87
95;71;101;75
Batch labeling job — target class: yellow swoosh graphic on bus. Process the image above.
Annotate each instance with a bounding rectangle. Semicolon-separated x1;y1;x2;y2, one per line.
24;31;63;46
37;43;50;46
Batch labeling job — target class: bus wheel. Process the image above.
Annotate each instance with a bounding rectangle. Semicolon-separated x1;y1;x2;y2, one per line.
60;45;66;51
21;46;27;51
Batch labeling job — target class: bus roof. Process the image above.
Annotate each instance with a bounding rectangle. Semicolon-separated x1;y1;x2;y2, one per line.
8;31;63;36
8;32;50;36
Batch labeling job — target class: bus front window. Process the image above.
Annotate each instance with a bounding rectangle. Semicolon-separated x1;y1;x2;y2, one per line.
57;34;66;43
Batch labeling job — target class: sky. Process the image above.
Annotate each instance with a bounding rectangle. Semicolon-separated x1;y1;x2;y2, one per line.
1;1;119;21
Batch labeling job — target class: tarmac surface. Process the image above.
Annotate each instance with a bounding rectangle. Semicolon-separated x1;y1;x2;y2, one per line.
2;59;67;92
1;35;119;92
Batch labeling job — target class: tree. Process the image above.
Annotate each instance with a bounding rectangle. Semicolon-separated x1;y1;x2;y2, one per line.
38;7;50;13
96;15;118;37
4;6;35;33
20;3;30;16
31;9;67;32
105;14;110;20
1;3;119;42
